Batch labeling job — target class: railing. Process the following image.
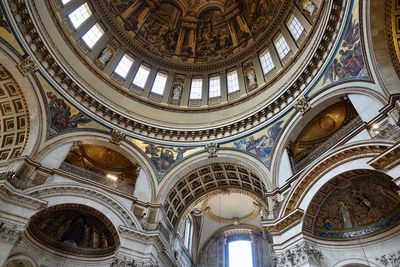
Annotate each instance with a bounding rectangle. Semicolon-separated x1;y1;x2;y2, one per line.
59;162;134;195
293;116;363;172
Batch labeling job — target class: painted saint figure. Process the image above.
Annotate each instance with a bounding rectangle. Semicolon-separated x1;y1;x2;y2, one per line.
339;202;353;229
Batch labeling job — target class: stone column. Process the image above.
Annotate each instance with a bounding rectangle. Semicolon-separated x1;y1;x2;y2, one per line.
0;222;24;266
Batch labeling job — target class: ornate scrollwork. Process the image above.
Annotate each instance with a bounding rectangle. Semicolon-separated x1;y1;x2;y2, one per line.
0;222;23;244
376;250;400;267
16;56;38;76
272;242;323;267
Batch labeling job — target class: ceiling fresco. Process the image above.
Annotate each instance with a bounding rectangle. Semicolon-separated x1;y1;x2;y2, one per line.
105;0;282;64
309;0;370;96
303;172;400;239
63;143;139;194
28;204;119;256
290;100;357;164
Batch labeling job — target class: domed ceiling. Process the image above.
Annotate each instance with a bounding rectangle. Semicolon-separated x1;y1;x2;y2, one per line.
12;0;346;142
102;0;284;66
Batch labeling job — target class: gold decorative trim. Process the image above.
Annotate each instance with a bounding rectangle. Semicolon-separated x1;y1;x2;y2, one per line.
369;142;400;170
264;209;304;234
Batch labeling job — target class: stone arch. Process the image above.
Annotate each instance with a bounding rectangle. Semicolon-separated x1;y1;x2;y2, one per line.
34;130;157;202
271;86;386;188
367;0;400;95
24;183;142;232
333;258;379;267
280;141;392;217
158;149;273;203
5;255;37;267
0;47;45;165
161;159;269;228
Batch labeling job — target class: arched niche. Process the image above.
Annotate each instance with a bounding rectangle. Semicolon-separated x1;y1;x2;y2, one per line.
158;149;273;204
162;161;269;228
271;86;388;188
27;204;120;258
302;169;400;240
35;132;156;202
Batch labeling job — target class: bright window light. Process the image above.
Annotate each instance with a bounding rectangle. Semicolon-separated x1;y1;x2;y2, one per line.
288;16;304;40
61;0;71;4
151;72;168;95
227;70;240;93
114;54;134;78
209;76;221;98
82;23;104;48
190;78;203;99
133;65;150;88
229;240;253;267
275;35;291;59
68;3;91;29
259;51;275;74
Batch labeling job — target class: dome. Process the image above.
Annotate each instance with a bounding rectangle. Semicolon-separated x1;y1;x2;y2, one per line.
16;0;344;143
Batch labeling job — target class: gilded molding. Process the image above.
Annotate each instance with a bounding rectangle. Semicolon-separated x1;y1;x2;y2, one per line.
369;142;400;170
264;209;304;234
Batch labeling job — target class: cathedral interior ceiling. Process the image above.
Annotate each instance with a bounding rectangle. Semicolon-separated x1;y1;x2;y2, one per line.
164;163;267;227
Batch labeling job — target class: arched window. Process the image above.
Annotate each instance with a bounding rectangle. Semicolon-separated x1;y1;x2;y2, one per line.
227;238;254;267
183;216;193;252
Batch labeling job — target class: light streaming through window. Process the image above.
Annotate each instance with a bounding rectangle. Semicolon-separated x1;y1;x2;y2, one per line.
275;35;291;59
151;72;168;95
259;51;275;74
209;76;221;98
61;0;71;4
288;16;304;40
227;70;240;93
82;23;104;48
190;78;203;99
229;240;253;267
114;54;134;78
133;65;150;88
68;3;91;29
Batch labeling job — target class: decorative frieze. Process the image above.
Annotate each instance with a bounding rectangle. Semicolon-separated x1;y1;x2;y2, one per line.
376;250;400;267
0;222;23;244
272;242;323;267
16;55;38;76
293;95;311;114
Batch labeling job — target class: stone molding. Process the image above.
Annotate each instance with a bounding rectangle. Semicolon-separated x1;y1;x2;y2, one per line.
264;209;304;234
272;242;323;267
369;142;400;170
0;221;23;244
26;184;139;229
4;0;348;143
16;55;38;76
376;250;400;267
283;144;388;215
0;180;47;210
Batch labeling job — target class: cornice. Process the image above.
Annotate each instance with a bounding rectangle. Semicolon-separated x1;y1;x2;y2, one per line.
369;142;400;170
0;181;47;210
263;209;304;234
5;0;347;144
